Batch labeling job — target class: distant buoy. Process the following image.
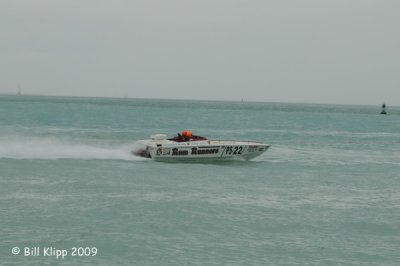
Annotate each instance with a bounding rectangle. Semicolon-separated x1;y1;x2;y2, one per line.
380;103;387;115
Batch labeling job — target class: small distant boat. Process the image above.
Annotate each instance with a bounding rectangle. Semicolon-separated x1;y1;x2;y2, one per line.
381;104;387;115
133;131;270;161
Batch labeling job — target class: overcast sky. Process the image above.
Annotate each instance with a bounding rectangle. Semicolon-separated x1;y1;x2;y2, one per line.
1;0;399;105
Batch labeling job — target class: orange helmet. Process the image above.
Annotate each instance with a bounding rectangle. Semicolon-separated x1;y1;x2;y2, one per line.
187;131;193;138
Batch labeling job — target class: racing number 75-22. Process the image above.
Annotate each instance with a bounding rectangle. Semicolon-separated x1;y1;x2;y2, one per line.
225;146;243;155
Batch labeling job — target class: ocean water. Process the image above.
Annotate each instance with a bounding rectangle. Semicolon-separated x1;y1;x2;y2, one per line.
1;95;399;265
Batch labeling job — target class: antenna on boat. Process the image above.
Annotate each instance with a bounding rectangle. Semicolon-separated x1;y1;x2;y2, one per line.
17;84;21;96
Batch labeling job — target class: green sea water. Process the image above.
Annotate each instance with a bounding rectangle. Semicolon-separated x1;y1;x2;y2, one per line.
1;95;399;265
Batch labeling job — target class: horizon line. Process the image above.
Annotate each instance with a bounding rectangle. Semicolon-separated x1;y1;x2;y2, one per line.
0;92;396;108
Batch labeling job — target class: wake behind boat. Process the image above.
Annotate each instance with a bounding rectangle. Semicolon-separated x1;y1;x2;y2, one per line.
133;130;270;161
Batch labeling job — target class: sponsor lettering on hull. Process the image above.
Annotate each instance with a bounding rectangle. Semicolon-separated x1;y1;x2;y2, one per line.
191;147;219;155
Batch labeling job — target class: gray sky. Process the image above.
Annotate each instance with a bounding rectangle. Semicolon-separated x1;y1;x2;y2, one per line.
1;0;399;105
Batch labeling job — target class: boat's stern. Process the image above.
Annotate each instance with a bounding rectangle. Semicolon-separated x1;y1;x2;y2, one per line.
132;134;169;159
132;140;154;158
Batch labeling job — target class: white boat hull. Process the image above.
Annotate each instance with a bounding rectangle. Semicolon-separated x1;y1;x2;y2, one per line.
133;137;270;161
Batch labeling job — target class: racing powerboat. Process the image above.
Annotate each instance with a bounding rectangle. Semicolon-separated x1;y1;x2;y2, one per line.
133;131;270;161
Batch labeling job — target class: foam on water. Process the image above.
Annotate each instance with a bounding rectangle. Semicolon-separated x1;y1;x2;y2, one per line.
0;136;140;161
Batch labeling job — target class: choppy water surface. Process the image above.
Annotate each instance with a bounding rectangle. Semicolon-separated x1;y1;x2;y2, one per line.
1;96;399;265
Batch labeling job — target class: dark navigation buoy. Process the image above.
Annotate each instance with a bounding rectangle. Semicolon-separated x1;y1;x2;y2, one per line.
380;103;387;115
